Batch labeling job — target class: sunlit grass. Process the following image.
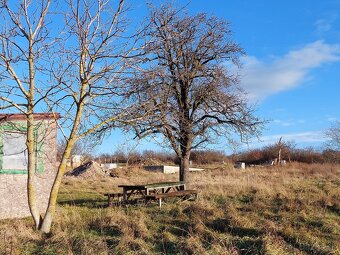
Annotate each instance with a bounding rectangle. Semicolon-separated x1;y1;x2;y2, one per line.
0;163;339;254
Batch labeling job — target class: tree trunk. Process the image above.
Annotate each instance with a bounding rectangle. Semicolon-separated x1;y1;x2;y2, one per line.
39;161;68;233
39;138;75;233
27;113;41;229
27;44;41;229
40;98;85;233
179;153;190;184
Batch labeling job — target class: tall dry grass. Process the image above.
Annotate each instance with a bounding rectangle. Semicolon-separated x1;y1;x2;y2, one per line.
0;163;339;254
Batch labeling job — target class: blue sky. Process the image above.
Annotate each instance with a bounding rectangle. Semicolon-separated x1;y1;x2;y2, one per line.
97;0;340;154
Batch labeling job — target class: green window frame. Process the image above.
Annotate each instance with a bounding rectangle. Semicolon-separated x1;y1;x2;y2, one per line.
0;122;44;174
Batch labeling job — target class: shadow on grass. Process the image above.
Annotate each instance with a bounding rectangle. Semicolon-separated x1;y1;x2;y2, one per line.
58;198;106;208
278;231;333;255
168;219;193;237
327;204;340;215
208;218;265;254
208;218;263;237
235;238;264;255
155;236;181;255
89;224;122;249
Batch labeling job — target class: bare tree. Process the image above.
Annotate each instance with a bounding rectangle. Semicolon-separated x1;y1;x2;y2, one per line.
130;4;263;183
57;137;95;162
325;121;340;151
0;0;146;233
0;0;55;230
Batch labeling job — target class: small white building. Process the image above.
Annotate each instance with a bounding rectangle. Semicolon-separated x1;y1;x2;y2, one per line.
234;161;246;169
100;163;118;170
144;165;204;174
71;155;83;168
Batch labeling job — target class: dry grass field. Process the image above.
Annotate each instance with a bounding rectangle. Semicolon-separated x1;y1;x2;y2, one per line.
0;163;339;254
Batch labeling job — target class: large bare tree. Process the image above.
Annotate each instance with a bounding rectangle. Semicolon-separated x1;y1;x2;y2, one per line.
0;0;145;233
131;4;263;182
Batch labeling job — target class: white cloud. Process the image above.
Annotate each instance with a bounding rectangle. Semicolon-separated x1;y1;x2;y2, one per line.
314;12;338;34
240;41;340;101
273;119;295;127
315;19;332;33
263;131;326;143
326;116;338;122
272;108;286;112
246;131;328;149
273;119;305;127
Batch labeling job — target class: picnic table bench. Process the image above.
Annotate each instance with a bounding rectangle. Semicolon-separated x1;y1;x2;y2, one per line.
118;181;186;201
105;182;197;207
104;192;123;207
146;189;198;208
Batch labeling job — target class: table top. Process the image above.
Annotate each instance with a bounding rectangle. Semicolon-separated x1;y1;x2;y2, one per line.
118;181;185;189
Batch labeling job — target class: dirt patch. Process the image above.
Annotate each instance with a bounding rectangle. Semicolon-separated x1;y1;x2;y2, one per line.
66;161;109;178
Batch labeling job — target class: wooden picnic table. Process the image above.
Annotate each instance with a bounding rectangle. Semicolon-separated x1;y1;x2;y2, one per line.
146;190;198;208
118;181;186;202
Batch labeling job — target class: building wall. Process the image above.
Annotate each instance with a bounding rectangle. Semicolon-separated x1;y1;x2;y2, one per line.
100;163;118;170
0;118;58;219
144;165;204;174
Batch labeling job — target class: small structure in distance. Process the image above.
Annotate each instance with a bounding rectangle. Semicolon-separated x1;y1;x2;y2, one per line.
100;163;118;170
234;161;246;169
144;165;204;174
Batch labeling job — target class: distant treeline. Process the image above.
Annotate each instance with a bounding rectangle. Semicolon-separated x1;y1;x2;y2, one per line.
95;149;230;165
94;145;340;165
234;142;340;164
